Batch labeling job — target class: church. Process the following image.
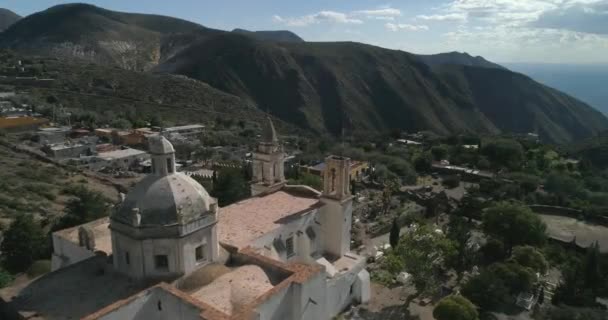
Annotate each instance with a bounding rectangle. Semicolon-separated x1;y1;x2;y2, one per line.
1;118;370;320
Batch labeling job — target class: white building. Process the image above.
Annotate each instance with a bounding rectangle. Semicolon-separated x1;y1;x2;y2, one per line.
1;118;369;320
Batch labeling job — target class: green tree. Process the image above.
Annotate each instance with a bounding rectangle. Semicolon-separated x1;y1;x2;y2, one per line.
481;138;524;169
1;215;46;273
110;118;132;129
389;218;400;248
414;152;433;172
433;295;479;320
431;145;449;161
212;168;251;206
55;186;109;230
462;269;510;310
0;268;13;288
390;224;457;294
463;262;535;311
447;216;474;272
288;172;322;191
482;202;546;254
510;245;548;274
582;242;602;294
480;238;506;265
544;173;584;203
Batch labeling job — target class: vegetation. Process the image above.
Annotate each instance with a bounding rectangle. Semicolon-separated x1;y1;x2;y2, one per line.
1;215;47;273
211;168;250;206
288;172;322;190
382;224;457;294
54;186;111;230
482;202;546;254
433;295;479;320
389;218;399;248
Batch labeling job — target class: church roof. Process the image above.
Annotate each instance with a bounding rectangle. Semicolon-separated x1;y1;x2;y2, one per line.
218;190;321;248
191;265;273;315
113;173;216;226
261;116;278;144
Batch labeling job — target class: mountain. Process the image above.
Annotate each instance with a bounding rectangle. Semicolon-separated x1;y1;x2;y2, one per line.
505;63;608;116
0;8;21;31
0;3;221;70
2;4;606;143
232;28;304;42
156;34;608;143
416;52;506;70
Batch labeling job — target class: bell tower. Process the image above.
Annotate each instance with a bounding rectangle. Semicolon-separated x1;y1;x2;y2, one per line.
251;117;286;196
318;155;353;257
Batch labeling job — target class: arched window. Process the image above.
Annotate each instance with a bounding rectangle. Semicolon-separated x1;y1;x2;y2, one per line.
166;158;173;173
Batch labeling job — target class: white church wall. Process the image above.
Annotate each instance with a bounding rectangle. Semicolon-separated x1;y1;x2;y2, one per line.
324;261;366;318
133;288;202;320
318;198;352;257
51;234;95;271
252;284;292;320
94;287;202;320
251;209;320;262
178;225;216;275
291;270;327;320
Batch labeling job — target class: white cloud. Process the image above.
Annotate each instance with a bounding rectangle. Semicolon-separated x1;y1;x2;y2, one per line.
417;13;467;21
273;6;401;27
273;11;363;27
353;8;402;21
385;23;429;32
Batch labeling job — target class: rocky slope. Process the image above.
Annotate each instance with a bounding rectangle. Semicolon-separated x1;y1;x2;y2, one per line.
156;34;608;143
0;4;219;70
0;8;20;31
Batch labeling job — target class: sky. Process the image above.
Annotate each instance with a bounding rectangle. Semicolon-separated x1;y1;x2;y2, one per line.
3;0;608;64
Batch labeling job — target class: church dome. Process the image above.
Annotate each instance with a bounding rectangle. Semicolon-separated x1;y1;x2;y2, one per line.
114;171;216;226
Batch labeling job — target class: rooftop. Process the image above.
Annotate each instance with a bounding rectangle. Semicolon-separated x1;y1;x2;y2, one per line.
0;255;146;320
97;148;148;160
218;190;321;248
164;124;205;132
191;265;273;315
54;217;112;254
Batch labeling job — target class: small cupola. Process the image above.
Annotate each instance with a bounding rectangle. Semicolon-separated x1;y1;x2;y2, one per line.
149;136;176;176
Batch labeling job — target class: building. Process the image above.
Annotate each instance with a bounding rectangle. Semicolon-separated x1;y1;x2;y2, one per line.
161;124;205;138
37;126;72;145
94;128;148;146
300;160;369;182
43;141;96;159
1;118;369;320
77;148;150;171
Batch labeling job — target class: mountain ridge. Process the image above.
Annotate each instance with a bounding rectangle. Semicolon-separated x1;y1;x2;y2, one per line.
156;33;608;143
231;28;304;42
0;3;221;70
1;3;606;143
0;8;21;31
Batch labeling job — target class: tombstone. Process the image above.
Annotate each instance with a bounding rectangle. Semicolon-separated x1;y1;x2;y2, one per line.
78;226;96;251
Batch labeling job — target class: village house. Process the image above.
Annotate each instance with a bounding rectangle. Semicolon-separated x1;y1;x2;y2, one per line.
300;160;370;182
1;118;369;320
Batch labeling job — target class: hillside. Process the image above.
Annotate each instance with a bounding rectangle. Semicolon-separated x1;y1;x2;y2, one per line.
0;53;275;129
0;8;20;31
232;28;304;42
156;33;608;143
416;52;506;70
0;3;221;70
567;131;608;168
